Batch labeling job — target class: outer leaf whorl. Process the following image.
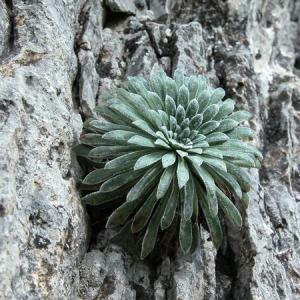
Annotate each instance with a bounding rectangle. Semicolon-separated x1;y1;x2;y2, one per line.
75;69;262;259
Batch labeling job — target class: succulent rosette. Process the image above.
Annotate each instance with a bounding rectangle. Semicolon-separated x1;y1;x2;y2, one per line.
74;70;262;259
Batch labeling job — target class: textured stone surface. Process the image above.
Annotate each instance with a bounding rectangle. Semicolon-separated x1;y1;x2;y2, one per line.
105;0;137;14
0;1;10;57
1;0;300;299
0;0;89;299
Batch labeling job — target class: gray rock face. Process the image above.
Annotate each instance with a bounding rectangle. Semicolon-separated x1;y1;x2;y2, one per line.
0;1;10;58
1;0;300;299
0;0;89;299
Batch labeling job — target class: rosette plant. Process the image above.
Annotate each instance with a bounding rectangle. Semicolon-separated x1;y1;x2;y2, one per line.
74;69;262;259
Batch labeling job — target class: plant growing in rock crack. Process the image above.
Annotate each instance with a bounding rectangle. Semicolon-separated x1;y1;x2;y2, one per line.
73;69;262;259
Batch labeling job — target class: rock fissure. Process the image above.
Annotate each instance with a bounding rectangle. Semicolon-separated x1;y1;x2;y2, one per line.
1;0;300;299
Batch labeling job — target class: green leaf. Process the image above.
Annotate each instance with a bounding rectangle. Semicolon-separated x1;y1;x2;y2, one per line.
79;157;105;168
182;177;195;220
187;148;203;155
158;110;169;126
116;88;150;114
155;138;171;149
202;148;223;158
202;157;227;172
226;127;257;139
132;119;156;137
127;77;152;107
102;130;136;142
165;77;178;103
175;105;186;125
214;99;235;120
115;91;155;124
202;104;219;122
134;150;167;170
181;118;190;129
254;158;261;168
169;115;177;131
191;134;206;143
241;192;249;208
216;139;263;159
159;126;169;140
178;127;190;139
230;158;257;168
101;93;115;101
82;118;97;130
82;184;129;205
217;188;242;229
198;120;220;135
224;160;251;193
148;110;163;129
105;150;152;170
89;120;134;133
89;145;144;158
178;85;190;109
157;69;167;81
197;184;223;248
210;88;225;104
165;95;177;117
131;189;158;233
109;102;140;122
83;168;121;185
177;157;189;189
186;98;199;119
176;150;188;157
157;164;176;199
106;198;142;228
207;166;242;199
100;170;142;193
147;91;164;110
94;106;128;125
162;152;177;168
174;69;184;89
127;163;162;202
150;74;165;101
205;132;229;144
186;154;203;166
196;75;207;95
127;135;156;148
197;90;211;111
192;164;218;216
160;179;179;230
189;130;198;140
141;191;169;259
190;114;203;130
189;223;200;254
188;75;200;99
80;134;107;146
110;221;133;243
216;119;239;132
179;217;193;253
72;144;93;157
192;141;209;148
218;150;256;166
227;110;251;122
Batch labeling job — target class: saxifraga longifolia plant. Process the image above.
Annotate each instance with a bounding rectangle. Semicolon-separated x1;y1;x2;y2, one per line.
73;69;262;259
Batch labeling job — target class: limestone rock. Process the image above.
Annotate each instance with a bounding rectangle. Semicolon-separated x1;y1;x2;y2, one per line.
0;1;89;298
105;0;137;14
1;0;300;299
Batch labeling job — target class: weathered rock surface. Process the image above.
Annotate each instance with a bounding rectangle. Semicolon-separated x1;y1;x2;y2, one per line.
0;0;89;299
1;0;300;299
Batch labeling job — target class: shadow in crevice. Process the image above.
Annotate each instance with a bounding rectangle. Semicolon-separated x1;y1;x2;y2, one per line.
0;0;16;61
216;244;238;299
103;7;132;30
